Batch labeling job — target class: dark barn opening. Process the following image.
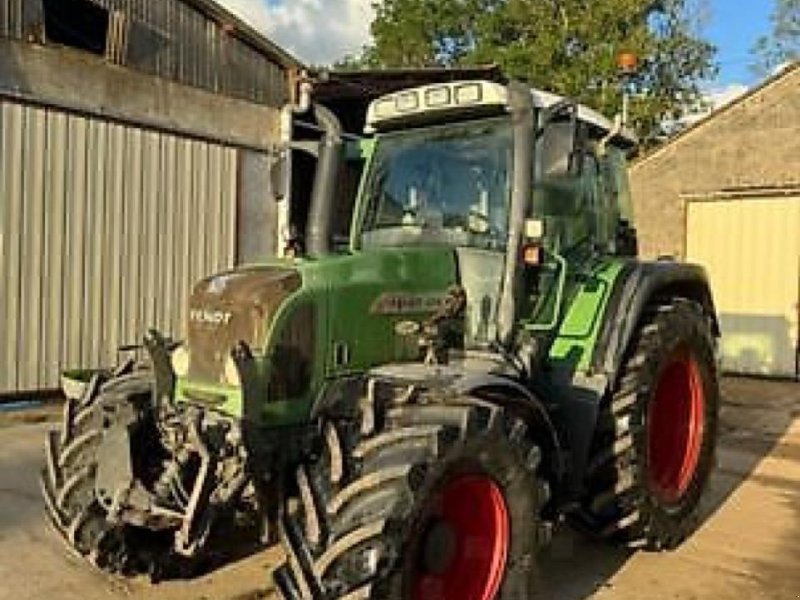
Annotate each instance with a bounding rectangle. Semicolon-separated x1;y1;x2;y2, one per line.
43;0;109;55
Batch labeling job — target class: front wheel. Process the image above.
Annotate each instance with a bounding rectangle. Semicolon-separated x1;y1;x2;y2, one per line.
40;371;174;574
577;298;719;549
273;383;552;599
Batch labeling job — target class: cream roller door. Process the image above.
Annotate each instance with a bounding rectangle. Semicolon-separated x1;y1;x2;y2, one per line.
686;197;800;378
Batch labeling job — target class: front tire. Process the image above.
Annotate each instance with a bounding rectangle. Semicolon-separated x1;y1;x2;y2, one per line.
274;382;552;599
577;298;719;549
40;371;173;574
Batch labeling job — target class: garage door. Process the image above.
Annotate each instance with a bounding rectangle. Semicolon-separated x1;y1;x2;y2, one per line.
686;197;800;378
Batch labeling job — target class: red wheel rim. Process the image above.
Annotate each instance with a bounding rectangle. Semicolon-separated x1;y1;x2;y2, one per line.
647;352;706;504
412;475;509;600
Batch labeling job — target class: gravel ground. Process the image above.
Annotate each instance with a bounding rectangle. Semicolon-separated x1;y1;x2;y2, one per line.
1;376;798;600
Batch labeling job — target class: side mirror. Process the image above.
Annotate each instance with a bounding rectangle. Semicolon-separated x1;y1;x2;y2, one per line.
270;152;288;201
539;99;583;178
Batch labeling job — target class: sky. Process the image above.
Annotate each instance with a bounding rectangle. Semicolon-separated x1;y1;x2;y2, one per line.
217;0;777;108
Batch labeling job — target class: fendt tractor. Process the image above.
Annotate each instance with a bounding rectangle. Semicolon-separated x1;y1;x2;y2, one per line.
42;79;720;600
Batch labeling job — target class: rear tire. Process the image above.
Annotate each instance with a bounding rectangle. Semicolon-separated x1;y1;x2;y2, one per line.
274;381;552;599
577;298;719;549
41;371;173;575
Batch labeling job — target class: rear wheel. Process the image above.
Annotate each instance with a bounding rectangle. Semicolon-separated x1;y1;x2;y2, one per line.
273;382;552;599
40;371;173;575
577;298;719;549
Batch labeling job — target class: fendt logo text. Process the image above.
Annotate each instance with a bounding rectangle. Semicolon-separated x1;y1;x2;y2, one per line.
190;309;233;326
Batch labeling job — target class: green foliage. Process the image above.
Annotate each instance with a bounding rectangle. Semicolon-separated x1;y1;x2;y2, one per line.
752;0;800;76
345;0;717;145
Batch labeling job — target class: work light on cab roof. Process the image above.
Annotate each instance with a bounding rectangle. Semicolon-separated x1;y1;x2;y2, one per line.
365;80;509;132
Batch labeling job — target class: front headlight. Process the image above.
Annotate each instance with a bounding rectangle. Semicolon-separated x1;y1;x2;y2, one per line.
170;346;191;377
223;356;241;387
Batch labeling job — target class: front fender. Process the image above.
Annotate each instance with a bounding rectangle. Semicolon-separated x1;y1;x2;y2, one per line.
453;373;563;468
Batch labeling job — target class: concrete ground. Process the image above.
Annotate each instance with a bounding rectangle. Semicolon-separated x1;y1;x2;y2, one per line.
0;377;798;600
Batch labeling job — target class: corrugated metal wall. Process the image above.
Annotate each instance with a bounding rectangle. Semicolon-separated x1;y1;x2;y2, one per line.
0;99;238;394
1;0;290;106
0;0;28;37
686;197;800;378
90;0;289;105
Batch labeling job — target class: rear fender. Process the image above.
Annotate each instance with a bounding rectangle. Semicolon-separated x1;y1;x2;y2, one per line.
593;261;720;377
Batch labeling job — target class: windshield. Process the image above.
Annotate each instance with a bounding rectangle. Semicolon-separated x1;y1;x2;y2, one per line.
359;118;513;250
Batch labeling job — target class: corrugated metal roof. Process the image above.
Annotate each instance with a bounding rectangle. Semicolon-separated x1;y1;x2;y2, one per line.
182;0;302;69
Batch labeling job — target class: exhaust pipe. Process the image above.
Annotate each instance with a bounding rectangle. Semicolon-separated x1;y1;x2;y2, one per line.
497;81;534;348
306;103;343;257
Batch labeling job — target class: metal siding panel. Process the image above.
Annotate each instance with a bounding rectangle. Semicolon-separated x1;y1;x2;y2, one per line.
0;102;24;391
141;130;160;332
171;139;185;337
123;128;144;349
104;122;125;366
64;114;88;374
227;148;238;264
82;119;105;367
42;110;68;386
0;100;4;391
162;134;178;334
1;0;7;38
93;119;110;367
20;106;46;389
220;148;233;265
207;145;222;271
194;141;209;282
178;138;193;337
687;197;800;377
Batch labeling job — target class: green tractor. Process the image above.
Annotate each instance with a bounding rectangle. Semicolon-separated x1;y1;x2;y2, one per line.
41;80;720;599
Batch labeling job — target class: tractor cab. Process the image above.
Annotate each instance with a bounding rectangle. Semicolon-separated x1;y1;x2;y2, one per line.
349;80;638;349
357;80;637;255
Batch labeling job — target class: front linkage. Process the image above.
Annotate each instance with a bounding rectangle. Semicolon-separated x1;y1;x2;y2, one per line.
41;331;285;577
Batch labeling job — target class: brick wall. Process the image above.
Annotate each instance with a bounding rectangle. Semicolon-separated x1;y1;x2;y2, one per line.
629;66;800;259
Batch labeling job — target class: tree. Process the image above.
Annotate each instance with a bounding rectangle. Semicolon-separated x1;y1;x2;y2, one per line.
343;0;717;145
752;0;799;76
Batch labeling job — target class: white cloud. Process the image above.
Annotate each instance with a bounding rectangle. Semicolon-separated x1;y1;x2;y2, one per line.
705;83;749;109
681;83;749;126
215;0;374;65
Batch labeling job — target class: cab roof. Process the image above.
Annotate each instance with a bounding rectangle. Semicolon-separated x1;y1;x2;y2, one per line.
365;80;637;146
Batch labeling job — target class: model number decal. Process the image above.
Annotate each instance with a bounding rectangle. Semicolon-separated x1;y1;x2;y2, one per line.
370;293;447;315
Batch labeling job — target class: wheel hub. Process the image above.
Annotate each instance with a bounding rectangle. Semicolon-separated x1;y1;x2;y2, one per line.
647;353;706;504
421;520;458;574
413;474;509;600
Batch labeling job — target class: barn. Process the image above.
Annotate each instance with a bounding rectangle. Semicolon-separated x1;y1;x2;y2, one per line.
630;63;800;378
0;0;302;395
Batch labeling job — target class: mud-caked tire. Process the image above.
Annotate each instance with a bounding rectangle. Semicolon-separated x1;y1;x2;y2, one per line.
40;371;173;575
274;381;552;600
577;298;719;550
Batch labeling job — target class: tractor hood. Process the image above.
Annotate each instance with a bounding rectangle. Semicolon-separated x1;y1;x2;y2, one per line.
178;246;505;424
186;266;301;383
